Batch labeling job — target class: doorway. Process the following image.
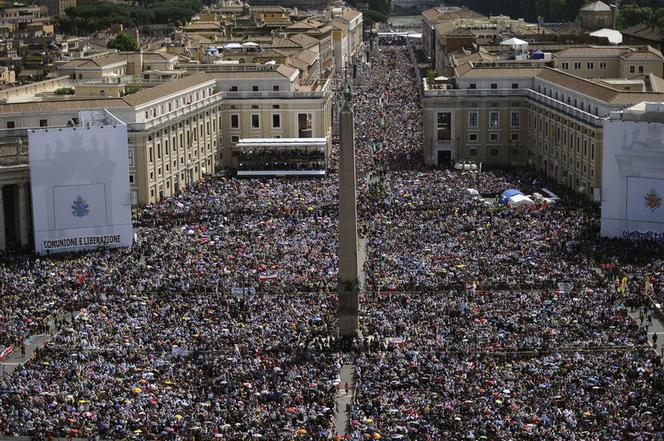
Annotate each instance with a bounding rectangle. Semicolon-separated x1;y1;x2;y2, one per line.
437;151;452;168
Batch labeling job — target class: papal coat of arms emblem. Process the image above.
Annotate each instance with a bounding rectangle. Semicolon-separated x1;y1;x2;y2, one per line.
644;189;662;212
71;195;89;217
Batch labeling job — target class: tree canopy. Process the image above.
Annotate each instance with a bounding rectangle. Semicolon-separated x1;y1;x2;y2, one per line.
107;32;139;51
445;0;587;23
616;2;664;30
58;0;201;34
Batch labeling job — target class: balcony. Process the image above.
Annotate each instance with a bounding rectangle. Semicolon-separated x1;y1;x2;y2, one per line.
423;82;604;127
0;135;28;167
127;93;225;132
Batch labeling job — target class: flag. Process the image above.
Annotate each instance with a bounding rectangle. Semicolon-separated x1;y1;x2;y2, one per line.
619;277;628;294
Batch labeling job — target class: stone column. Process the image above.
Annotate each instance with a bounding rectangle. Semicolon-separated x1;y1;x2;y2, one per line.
0;186;5;251
18;183;29;247
337;93;360;337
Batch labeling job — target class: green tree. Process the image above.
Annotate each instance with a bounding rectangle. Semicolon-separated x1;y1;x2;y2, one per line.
368;0;392;16
123;85;142;96
56;0;201;34
107;32;139;51
54;87;75;95
363;9;387;25
617;4;652;28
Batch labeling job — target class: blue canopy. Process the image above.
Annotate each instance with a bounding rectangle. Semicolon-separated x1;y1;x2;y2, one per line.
499;189;523;205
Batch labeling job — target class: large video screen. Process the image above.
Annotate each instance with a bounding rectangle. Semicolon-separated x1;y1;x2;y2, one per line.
28;123;132;254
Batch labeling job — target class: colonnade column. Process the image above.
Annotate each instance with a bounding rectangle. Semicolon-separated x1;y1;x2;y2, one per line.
18;183;29;247
0;186;5;251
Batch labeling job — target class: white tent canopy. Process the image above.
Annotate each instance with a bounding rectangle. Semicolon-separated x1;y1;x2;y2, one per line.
508;194;535;207
500;37;528;55
500;37;528;46
590;28;623;45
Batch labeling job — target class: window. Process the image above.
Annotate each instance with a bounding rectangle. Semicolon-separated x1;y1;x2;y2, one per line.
157;143;161;159
272;114;281;128
273;85;280;91
251;114;260;129
489;111;499;128
468;111;478;128
510;133;520;142
231;136;239;143
599;62;607;70
629;66;635;74
562;62;569;70
230;85;238;91
469;133;478;142
252;85;259;91
436;112;452;141
39;119;48;127
469;83;477;89
6;121;14;129
638;65;644;74
490;83;498;89
489;133;499;143
469;148;477;156
128;149;134;167
512;83;519;89
510;111;520;127
490;148;499;156
230;114;239;129
149;147;153;163
587;62;594;70
272;104;280;109
574;62;581;70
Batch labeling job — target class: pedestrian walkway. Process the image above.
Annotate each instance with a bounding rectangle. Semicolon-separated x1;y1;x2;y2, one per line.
1;310;78;378
334;363;356;437
628;308;664;359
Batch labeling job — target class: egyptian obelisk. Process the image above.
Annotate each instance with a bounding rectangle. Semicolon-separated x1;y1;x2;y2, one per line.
338;81;360;336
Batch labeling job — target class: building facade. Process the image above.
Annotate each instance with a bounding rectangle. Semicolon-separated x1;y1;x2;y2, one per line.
0;163;30;251
331;7;363;73
579;1;614;31
423;54;664;200
0;60;332;206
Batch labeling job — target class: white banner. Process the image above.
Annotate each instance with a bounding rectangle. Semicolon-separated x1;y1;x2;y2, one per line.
29;116;132;254
626;177;664;224
53;183;107;229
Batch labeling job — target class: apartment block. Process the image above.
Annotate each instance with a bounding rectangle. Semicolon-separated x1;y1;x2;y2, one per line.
552;46;664;79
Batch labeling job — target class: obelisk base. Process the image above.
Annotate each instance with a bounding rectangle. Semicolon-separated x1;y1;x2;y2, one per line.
339;313;359;337
338;288;359;337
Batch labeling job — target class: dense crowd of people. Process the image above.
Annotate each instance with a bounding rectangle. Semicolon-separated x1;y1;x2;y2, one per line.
1;43;663;439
